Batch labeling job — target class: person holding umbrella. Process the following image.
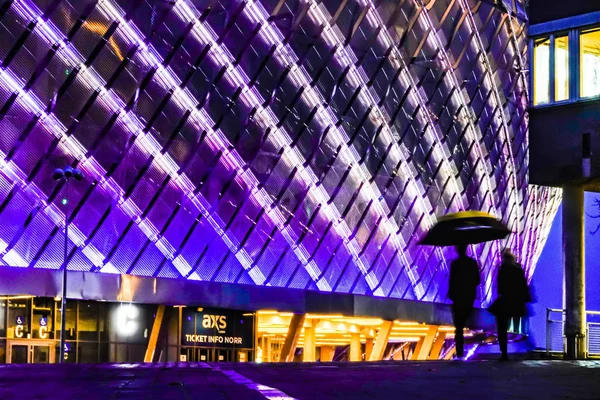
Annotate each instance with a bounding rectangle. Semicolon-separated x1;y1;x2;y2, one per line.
420;210;512;359
448;244;481;359
488;249;531;361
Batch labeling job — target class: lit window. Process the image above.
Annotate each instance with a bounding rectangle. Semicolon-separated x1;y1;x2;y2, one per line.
555;36;569;101
581;29;600;98
533;37;550;105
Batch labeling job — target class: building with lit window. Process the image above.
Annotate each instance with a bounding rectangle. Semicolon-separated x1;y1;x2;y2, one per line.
0;0;559;364
528;0;600;359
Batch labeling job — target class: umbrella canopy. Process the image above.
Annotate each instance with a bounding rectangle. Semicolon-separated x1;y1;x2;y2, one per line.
419;211;510;246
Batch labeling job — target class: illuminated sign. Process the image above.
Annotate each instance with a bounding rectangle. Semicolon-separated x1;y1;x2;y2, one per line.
114;304;139;336
15;316;24;338
39;317;48;339
203;314;227;332
181;307;254;349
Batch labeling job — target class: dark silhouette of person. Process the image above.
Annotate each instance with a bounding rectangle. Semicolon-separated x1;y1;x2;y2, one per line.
448;244;481;359
489;249;531;360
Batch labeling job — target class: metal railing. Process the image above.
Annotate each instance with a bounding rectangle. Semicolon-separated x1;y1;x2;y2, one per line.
546;308;600;356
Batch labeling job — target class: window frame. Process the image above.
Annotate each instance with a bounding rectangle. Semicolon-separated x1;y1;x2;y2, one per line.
578;27;600;99
530;30;575;107
528;23;600;107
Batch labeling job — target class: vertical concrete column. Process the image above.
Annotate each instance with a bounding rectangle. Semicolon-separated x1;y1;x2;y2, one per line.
320;346;335;362
365;337;374;360
368;320;393;361
261;335;272;362
280;314;305;362
413;326;438;360
563;185;586;359
144;305;165;362
303;320;316;362
429;331;447;360
411;337;425;360
349;332;361;361
266;336;272;362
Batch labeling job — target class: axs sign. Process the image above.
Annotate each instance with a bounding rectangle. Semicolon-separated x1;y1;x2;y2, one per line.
181;307;254;349
202;314;226;333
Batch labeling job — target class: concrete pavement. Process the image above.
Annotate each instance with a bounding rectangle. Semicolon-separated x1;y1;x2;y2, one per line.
0;360;598;399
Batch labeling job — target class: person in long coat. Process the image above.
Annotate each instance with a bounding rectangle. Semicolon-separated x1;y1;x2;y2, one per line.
448;244;481;358
489;249;531;360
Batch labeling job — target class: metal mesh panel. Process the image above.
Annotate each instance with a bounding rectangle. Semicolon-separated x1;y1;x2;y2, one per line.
547;321;564;353
0;0;560;302
587;323;600;355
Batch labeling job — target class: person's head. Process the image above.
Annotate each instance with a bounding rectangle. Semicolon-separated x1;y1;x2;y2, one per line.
502;249;516;263
456;244;467;257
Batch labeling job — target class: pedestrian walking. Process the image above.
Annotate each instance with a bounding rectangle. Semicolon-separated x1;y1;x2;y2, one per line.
448;244;481;359
488;249;531;361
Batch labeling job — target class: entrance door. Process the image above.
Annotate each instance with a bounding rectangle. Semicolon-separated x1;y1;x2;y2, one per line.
7;341;56;364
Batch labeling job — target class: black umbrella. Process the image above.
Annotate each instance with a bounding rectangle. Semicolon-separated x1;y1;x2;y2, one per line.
419;211;510;246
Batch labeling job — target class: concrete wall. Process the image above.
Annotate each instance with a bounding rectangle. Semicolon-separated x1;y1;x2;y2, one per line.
529;102;600;186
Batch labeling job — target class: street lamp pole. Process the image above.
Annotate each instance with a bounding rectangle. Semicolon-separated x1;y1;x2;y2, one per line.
52;166;83;364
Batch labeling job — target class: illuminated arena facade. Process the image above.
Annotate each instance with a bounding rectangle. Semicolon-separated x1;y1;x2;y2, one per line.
0;0;561;363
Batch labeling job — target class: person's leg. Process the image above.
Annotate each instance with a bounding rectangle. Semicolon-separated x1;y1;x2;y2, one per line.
497;316;509;359
453;306;467;358
455;323;465;357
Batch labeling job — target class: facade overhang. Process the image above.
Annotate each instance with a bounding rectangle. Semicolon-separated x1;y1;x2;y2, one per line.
0;266;495;331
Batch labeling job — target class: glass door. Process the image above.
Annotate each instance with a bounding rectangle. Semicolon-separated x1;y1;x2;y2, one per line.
7;340;55;364
32;345;51;363
10;344;28;364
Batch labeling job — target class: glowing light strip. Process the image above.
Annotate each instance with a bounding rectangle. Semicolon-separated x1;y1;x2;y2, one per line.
455;0;520;236
94;0;389;292
371;0;509;293
0;68;117;271
279;1;440;297
215;0;430;297
12;0;323;284
291;0;469;296
12;1;245;279
5;17;237;280
333;0;535;299
402;0;504;298
168;0;388;292
458;0;543;271
95;0;334;290
127;0;385;292
381;1;496;215
16;0;336;289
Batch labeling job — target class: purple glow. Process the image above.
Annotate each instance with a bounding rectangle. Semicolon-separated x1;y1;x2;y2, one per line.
0;0;559;303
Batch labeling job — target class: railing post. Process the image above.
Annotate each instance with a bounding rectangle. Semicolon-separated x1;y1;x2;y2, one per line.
546;308;551;357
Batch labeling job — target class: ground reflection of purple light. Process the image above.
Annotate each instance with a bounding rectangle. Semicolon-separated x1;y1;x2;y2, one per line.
464;344;480;361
